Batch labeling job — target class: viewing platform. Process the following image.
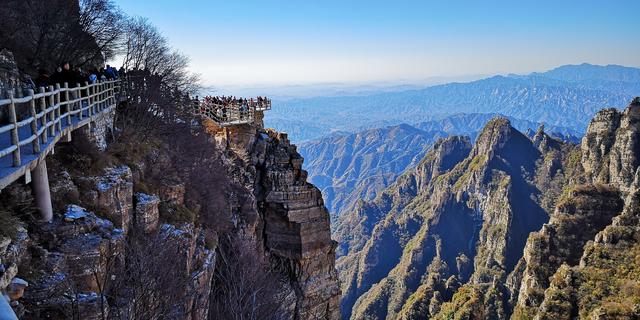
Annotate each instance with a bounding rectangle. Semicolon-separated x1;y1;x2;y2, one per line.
193;96;271;127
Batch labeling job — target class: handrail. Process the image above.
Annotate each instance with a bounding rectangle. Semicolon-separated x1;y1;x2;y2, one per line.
0;80;119;107
0;79;122;189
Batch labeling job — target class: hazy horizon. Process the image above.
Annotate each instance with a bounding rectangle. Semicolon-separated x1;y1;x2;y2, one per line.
113;0;640;88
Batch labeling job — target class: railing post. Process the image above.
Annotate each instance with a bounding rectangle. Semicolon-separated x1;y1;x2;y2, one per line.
97;81;102;111
105;81;109;108
90;82;95;117
54;84;62;133
28;89;40;153
48;86;55;137
39;87;47;143
64;82;71;127
32;159;53;222
102;81;106;110
6;90;20;167
108;81;113;107
83;81;91;118
76;83;82;121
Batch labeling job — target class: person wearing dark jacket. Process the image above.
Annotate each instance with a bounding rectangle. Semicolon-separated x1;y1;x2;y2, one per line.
59;62;79;87
35;69;50;88
50;66;63;86
104;65;117;80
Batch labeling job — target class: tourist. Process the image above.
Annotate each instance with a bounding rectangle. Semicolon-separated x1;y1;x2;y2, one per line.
35;69;50;88
104;65;117;80
59;62;79;87
88;68;99;84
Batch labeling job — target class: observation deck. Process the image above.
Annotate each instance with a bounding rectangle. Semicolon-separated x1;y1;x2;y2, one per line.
193;96;271;127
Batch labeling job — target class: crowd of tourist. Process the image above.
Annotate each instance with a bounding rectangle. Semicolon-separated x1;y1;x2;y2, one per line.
199;95;271;121
202;95;269;108
31;62;121;89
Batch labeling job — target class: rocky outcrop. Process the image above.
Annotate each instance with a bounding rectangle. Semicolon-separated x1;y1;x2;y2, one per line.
582;99;640;192
20;205;123;320
77;166;134;234
75;109;115;152
512;184;624;318
134;193;160;233
210;121;342;319
0;228;29;318
2;159;217;320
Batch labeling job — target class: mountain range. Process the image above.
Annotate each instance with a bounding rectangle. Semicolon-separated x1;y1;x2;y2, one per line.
265;63;640;142
298;113;580;219
336;97;640;319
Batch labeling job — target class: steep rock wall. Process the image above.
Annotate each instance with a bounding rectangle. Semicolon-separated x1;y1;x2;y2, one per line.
211;120;341;319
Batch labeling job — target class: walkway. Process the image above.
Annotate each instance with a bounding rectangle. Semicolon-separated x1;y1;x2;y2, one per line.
0;80;121;190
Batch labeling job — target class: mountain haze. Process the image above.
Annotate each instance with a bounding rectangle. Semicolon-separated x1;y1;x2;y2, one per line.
266;64;640;142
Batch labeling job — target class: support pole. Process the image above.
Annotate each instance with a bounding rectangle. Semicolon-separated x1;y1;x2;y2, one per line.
32;159;53;222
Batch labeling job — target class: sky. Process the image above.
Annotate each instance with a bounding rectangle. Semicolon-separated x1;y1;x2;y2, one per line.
113;0;640;88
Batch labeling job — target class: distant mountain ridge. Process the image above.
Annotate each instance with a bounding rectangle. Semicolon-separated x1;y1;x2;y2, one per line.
299;124;447;218
298;113;580;218
265;63;640;142
531;63;640;83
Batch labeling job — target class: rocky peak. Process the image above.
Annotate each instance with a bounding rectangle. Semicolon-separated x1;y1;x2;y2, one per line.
412;136;472;192
581;108;622;183
581;98;640;193
531;124;562;153
472;117;514;158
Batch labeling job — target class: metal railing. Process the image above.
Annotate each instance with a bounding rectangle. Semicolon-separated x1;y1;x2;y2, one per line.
0;80;121;189
193;98;271;126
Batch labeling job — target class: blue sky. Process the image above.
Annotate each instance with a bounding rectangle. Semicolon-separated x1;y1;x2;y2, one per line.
114;0;640;87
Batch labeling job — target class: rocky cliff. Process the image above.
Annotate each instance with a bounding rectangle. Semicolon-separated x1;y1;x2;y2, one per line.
0;112;341;318
338;98;640;319
210;120;341;319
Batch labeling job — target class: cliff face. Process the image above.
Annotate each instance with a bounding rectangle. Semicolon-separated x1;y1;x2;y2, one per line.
208;119;342;319
337;98;640;320
0;113;340;319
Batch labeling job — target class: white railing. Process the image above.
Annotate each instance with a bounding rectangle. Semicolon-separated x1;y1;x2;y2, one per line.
193;98;271;126
0;80;121;188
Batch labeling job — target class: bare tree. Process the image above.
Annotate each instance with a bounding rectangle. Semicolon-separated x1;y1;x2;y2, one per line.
0;0;123;75
121;17;199;93
79;0;125;63
209;234;292;320
108;228;192;320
